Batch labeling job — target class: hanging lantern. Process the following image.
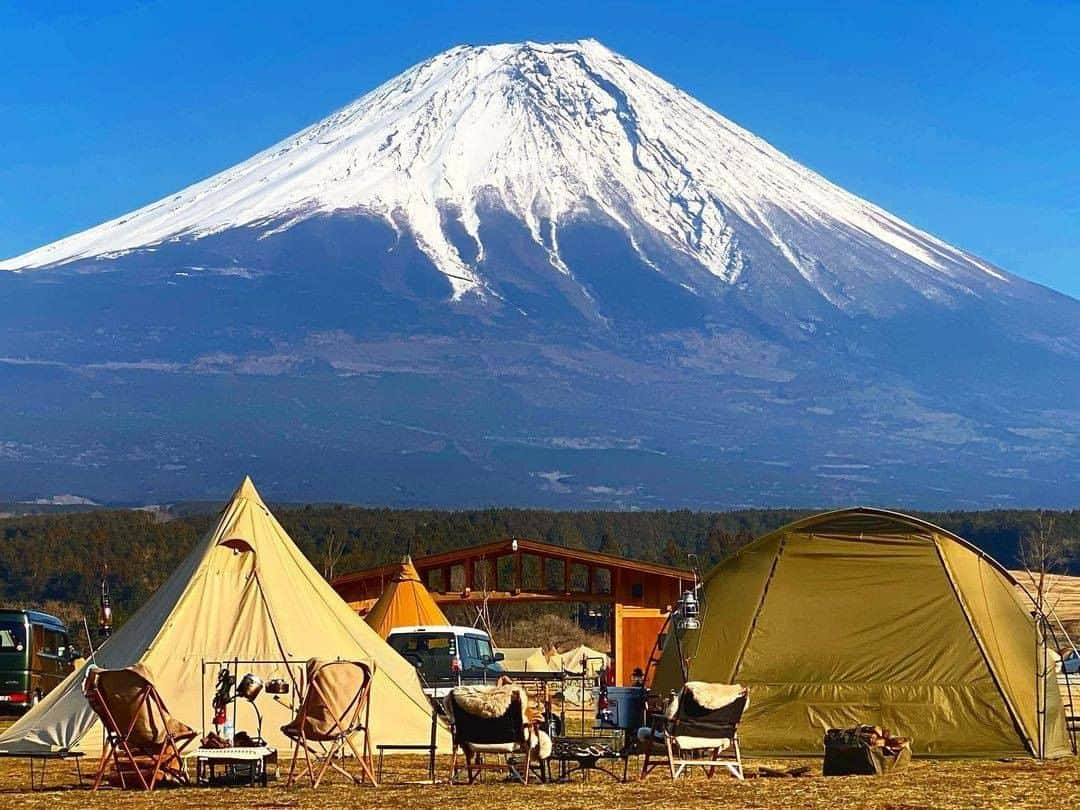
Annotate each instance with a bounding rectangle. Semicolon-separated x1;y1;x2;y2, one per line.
98;577;113;639
675;587;700;632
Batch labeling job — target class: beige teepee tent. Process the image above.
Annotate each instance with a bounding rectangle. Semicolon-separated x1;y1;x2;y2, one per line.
364;556;450;638
0;477;447;756
497;647;558;673
652;508;1071;758
559;645;609;677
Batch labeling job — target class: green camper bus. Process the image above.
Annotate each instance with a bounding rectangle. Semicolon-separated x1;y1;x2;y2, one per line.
0;609;76;710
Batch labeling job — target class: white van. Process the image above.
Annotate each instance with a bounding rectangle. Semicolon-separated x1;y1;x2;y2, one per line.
386;625;504;692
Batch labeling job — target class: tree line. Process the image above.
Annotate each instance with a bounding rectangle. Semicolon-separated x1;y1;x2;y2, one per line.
0;504;1076;633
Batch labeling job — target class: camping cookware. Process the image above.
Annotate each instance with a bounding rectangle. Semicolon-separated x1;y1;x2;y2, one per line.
237;672;263;701
266;678;289;695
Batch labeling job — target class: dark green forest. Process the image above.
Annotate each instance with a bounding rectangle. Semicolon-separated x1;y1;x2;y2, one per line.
0;504;1076;633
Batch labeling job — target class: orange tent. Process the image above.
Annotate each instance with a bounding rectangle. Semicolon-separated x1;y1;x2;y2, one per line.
364;556;450;637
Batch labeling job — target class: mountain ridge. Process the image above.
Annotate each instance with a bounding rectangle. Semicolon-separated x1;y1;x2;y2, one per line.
0;39;1076;507
1;40;1027;314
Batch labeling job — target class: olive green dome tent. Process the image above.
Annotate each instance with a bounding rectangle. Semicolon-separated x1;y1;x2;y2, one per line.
652;508;1071;758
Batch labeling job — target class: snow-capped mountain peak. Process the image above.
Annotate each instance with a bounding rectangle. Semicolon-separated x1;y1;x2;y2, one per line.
2;39;1008;306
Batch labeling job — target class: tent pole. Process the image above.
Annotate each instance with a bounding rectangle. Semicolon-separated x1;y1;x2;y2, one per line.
1035;615;1042;758
673;618;688;684
1040;613;1049;758
1041;612;1078;754
1038;613;1047;758
1036;622;1045;760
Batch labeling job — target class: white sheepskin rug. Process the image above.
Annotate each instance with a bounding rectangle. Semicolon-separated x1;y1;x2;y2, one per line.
527;727;553;760
444;684;552;759
447;684;528;719
684;682;746;709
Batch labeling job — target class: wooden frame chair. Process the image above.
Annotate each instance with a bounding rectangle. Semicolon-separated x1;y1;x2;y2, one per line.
446;685;544;785
82;665;197;790
281;658;377;788
638;683;748;780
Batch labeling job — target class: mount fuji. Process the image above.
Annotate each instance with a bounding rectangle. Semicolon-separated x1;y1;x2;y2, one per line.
1;40;1077;507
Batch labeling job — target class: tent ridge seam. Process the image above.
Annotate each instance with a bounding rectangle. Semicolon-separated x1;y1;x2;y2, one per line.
730;534;788;681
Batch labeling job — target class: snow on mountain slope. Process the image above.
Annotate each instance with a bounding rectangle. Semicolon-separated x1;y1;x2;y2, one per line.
1;39;1009;305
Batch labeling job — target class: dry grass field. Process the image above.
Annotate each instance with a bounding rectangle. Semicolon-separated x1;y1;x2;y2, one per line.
0;720;1076;810
1011;570;1080;644
3;570;1079;810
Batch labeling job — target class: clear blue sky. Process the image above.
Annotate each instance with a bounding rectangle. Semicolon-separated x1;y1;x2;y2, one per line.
2;1;1077;297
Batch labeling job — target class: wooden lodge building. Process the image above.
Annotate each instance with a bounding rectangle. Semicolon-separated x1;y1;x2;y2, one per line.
330;538;693;685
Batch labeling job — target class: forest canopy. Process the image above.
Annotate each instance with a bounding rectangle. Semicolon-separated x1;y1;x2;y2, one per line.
0;504;1076;633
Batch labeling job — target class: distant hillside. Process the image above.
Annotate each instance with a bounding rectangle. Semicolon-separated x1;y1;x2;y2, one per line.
1;505;1076;635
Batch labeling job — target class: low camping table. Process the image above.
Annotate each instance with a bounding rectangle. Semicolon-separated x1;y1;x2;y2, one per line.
190;746;277;787
549;735;630;782
0;750;85;791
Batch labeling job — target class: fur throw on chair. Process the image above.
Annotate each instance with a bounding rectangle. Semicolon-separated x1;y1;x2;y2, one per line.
666;682;746;718
525;726;553;760
446;683;529;719
444;684;552;759
685;682;746;710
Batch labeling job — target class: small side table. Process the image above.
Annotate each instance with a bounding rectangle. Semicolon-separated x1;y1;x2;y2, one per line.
191;746;277;787
549;735;631;782
0;751;85;791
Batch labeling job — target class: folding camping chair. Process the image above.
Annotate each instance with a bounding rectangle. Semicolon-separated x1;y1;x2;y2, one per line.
82;664;198;790
445;684;546;785
281;658;377;788
638;682;748;780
